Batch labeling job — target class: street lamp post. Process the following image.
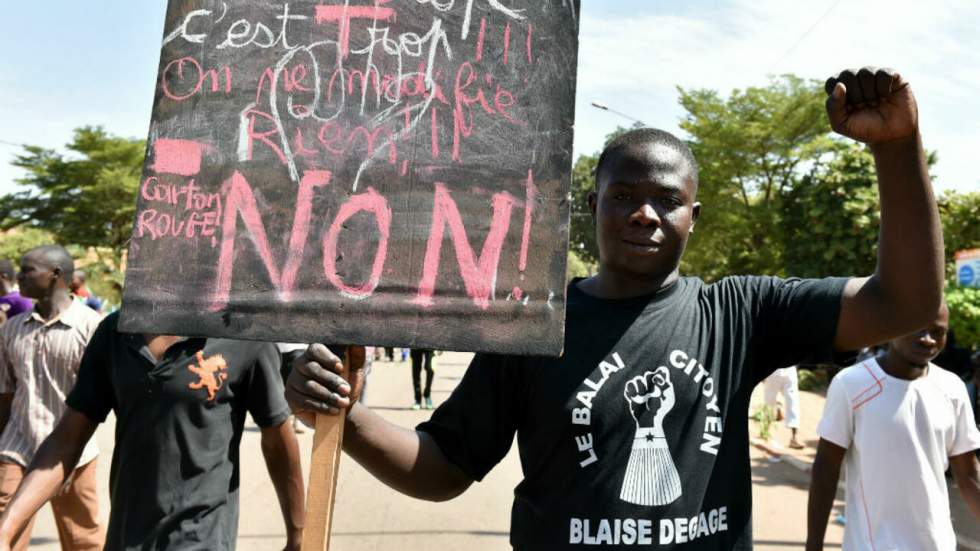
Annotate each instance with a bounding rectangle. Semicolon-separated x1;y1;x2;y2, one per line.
590;101;645;126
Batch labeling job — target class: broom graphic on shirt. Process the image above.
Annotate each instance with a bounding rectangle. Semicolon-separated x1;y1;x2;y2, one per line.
620;367;682;506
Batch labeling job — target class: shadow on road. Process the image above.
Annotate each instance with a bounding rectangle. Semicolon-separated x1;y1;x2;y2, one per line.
754;539;840;549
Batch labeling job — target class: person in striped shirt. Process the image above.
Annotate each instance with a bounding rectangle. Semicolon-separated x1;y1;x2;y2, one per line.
0;245;104;551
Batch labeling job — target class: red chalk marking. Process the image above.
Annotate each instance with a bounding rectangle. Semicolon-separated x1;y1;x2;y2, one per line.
493;85;523;125
314;2;396;57
290;64;311;91
151;139;207;177
526;24;533;64
141;177;161;202
137;209;158;239
519;169;536;272
322;188;392;298
162;57;231;101
317;121;345;155
211;170;330;310
476;18;486;62
452;62;496;161
245;109;289;165
326;66;382;103
282;171;332;299
401;160;409;176
512;287;523;300
255;64;312;105
402;102;414;134
430;107;440;159
294;128;319;157
413;183;517;310
503;22;511;65
161;57;203;101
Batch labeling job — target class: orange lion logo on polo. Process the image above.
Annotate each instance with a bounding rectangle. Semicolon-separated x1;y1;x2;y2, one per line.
187;351;228;401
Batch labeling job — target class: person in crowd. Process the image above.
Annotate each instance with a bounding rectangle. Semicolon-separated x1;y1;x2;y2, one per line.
761;366;805;449
410;349;436;410
0;246;104;550
69;271;103;314
967;351;980;429
807;303;980;550
286;67;944;550
0;313;305;551
0;260;32;327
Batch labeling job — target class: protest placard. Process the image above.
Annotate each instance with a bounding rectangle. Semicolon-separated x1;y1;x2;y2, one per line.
120;0;580;357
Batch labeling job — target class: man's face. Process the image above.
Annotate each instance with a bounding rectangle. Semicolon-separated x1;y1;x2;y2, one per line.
889;305;949;368
17;253;59;300
589;143;701;282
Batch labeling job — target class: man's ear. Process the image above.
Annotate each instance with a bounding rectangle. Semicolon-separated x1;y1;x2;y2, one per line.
587;191;597;224
689;202;702;234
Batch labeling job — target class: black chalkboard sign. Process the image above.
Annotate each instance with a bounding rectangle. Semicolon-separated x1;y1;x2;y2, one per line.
120;0;580;356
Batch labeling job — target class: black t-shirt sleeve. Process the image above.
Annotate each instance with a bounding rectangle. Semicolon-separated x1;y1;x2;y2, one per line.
244;343;291;428
416;353;523;482
66;314;117;424
747;276;853;383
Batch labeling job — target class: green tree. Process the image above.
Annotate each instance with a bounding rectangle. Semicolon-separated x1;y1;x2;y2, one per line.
0;228;54;263
566;249;596;281
0;127;145;264
780;142;881;278
678;75;833;280
939;191;980;281
569;152;599;264
945;286;980;350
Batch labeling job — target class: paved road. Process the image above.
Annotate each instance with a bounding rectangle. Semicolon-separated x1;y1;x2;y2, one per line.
25;351;977;549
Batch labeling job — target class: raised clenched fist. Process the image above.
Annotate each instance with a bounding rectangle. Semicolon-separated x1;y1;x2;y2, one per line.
825;67;918;145
624;367;675;435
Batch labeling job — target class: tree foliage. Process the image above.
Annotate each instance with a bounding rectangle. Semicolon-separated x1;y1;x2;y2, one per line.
0;127;145;262
678;75;833;280
939;191;980;280
0;228;55;264
946;286;980;350
569;152;599;265
780;142;881;278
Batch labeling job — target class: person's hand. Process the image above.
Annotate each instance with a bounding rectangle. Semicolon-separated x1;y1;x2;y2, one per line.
825;67;917;145
285;344;368;425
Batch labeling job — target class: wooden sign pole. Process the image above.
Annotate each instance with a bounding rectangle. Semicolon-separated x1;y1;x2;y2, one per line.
301;351;349;551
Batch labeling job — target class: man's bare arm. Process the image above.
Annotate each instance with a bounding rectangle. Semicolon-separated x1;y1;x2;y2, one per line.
826;68;944;352
260;420;305;551
342;403;473;501
806;438;846;551
286;345;473;501
0;409;97;546
950;451;980;521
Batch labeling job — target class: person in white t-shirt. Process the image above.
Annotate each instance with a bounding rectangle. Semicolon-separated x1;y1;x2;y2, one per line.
806;303;980;551
762;366;805;449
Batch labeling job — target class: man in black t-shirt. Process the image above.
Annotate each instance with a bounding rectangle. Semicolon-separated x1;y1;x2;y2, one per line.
285;67;945;550
0;313;306;551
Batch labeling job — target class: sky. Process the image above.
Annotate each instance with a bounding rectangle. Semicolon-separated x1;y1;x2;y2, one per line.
0;0;977;196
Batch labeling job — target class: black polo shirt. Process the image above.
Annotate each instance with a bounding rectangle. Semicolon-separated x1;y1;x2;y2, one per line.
67;312;290;551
